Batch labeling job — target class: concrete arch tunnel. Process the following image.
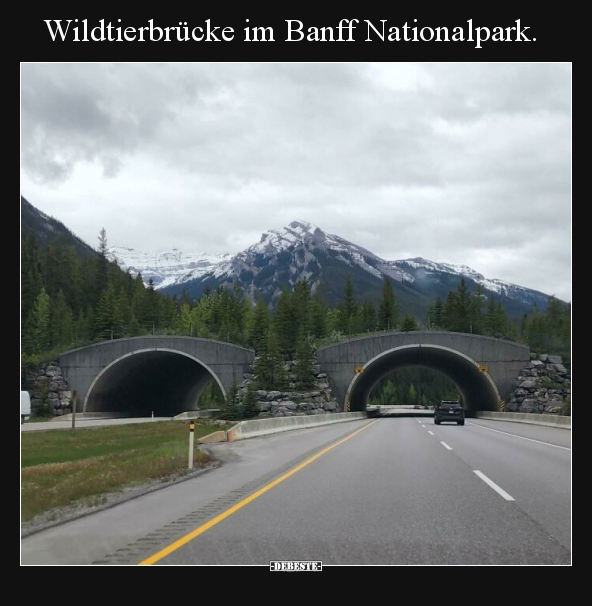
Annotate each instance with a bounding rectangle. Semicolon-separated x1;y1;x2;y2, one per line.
59;337;255;417
85;349;226;417
345;344;500;413
317;331;531;413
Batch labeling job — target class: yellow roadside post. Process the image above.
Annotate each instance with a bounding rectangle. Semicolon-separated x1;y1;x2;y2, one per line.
188;422;195;470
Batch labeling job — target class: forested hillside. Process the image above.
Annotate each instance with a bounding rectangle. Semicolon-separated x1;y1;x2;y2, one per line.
21;198;570;373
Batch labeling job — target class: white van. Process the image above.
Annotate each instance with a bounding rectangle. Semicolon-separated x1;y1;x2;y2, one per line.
21;391;31;424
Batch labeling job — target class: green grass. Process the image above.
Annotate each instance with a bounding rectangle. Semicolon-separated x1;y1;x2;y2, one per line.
21;420;230;522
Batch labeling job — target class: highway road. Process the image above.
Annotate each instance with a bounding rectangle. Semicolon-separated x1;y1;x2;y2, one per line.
21;417;571;565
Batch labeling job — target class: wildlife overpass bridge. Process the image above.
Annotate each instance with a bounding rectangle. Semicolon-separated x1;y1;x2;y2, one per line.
316;331;530;413
60;332;529;417
59;336;254;417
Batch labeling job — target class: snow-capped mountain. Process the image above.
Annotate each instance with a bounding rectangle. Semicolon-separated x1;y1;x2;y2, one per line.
107;246;230;289
109;220;552;318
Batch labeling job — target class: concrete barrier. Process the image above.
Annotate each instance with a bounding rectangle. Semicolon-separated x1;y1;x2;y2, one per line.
51;412;126;422
226;412;369;442
475;411;571;429
173;410;220;420
198;430;227;444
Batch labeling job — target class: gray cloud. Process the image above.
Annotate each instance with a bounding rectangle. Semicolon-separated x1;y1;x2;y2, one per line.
21;62;571;301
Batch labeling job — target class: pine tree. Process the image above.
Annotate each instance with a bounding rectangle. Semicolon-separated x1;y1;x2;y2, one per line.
360;300;377;332
274;289;296;352
254;330;288;390
24;288;51;354
94;283;123;340
294;330;316;389
293;278;313;339
311;285;329;339
400;313;419;331
223;381;241;421
242;381;260;419
249;296;270;352
339;276;358;335
469;284;486;334
21;234;44;320
444;279;471;332
377;277;399;331
434;297;444;328
50;290;74;347
96;228;110;298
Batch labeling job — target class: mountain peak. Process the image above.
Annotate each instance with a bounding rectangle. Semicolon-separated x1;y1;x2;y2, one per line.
249;220;326;255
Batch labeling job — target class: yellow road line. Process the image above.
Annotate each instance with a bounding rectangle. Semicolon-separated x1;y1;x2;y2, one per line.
139;419;379;565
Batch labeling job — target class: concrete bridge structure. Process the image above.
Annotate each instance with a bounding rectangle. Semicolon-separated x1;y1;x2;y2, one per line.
60;332;529;417
317;331;530;413
59;337;254;416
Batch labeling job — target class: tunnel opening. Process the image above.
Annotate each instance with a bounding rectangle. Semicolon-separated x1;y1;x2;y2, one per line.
85;349;225;417
346;344;501;414
368;367;461;409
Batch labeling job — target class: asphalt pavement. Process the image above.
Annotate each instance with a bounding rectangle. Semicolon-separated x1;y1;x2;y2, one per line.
21;417;571;565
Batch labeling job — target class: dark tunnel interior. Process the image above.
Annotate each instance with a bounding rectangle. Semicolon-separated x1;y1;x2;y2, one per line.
347;345;500;413
85;351;222;417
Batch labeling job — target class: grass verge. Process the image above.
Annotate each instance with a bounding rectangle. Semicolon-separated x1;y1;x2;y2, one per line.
21;420;231;522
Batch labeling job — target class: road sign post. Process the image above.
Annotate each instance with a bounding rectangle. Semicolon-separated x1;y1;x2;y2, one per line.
188;422;195;470
71;391;77;432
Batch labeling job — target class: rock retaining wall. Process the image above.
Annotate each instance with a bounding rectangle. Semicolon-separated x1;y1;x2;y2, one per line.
22;362;72;417
237;357;339;417
507;354;571;415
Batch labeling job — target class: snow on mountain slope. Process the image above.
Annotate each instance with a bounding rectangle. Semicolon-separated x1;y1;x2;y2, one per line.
107;247;230;289
108;221;552;313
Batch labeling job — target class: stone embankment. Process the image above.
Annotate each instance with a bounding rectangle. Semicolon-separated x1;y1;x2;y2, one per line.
238;358;340;417
507;354;571;415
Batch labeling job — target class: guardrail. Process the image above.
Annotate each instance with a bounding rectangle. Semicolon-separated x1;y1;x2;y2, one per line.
474;411;571;429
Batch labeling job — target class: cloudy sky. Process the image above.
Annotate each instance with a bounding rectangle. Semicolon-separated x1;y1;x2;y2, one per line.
21;63;571;301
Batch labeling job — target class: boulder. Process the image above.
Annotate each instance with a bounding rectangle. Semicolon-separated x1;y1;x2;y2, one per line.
266;391;283;401
519;399;537;413
257;401;272;412
538;354;548;362
519;379;536;389
547;355;563;364
279;400;298;410
324;401;337;411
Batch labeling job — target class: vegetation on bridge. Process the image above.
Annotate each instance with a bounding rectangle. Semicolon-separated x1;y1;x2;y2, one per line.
22;226;570;415
22;227;570;364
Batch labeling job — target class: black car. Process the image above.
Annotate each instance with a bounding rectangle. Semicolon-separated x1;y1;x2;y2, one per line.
434;400;465;425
